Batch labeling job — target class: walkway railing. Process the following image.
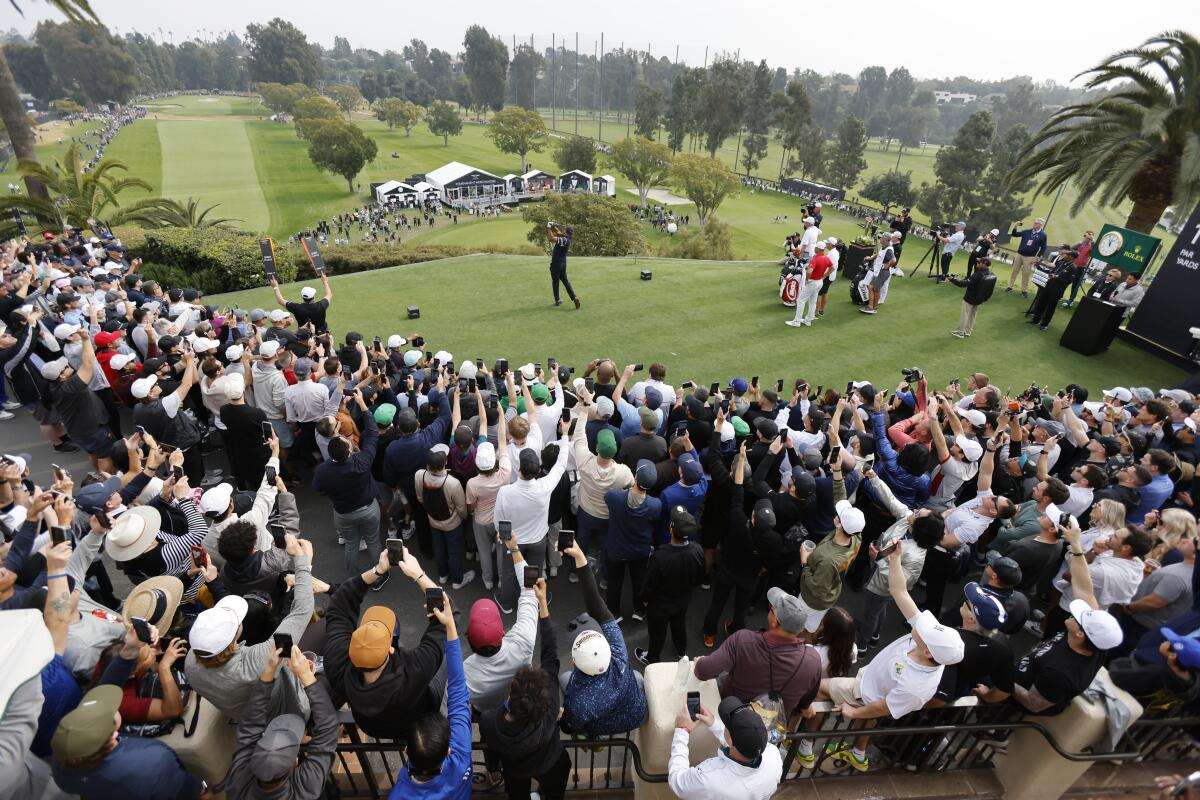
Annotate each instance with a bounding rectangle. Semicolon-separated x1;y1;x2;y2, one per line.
327;695;1200;797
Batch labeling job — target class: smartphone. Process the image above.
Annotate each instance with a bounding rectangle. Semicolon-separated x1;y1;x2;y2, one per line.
633;363;644;372
547;356;556;370
498;520;513;542
51;463;69;482
475;358;484;370
498;358;508;374
676;420;689;435
424;587;445;613
412;336;425;348
190;546;207;569
1059;513;1072;528
709;382;720;396
273;632;293;654
778;429;789;444
567;418;578;438
371;363;381;375
875;540;899;560
261;421;274;441
680;381;694;390
265;465;278;485
829;445;842;463
523;568;542;589
373;335;381;350
584;376;595;393
425;350;433;361
269;523;286;549
751;376;759;388
558;529;575;551
775;379;785;393
135;425;147;436
468;378;477;393
50;526;67;546
131;616;154;644
687;690;701;721
385;537;405;566
561;407;572;423
159;442;178;454
846;380;854;396
950;378;960;387
444;360;454;374
94;509;111;529
816;385;824;397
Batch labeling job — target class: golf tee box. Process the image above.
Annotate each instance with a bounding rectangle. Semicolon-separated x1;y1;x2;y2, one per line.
640;270;652;281
259;237;277;279
407;306;420;319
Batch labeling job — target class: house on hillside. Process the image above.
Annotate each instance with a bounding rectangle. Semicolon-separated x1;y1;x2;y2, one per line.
559;170;592;192
501;174;523;194
593;174;616;197
425;161;506;202
522;169;555;194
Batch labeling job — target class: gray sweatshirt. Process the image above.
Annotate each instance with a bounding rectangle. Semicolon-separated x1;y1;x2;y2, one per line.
184;553;314;721
865;476;930;597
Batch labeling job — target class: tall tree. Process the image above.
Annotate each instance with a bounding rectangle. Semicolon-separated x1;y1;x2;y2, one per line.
885;67;915;107
974;124;1033;232
3;43;61;101
326;83;363;119
174;41;216;90
851;66;888;119
787;125;827;181
1005;31;1200;231
607;136;672;208
665;70;702;153
426;100;463;145
634;82;664;139
293;94;343;140
462;25;509;119
553;135;597;174
374;98;423;135
919;109;994;222
698;59;746;157
669;154;739;225
740;60;772;175
331;36;353;60
508;45;542;110
824;115;869;191
35;21;138;105
772;80;813;178
304;121;377;193
245;18;319;85
258;82;310;115
484;107;547;173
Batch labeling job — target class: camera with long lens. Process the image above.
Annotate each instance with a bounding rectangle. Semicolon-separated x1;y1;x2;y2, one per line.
900;367;923;383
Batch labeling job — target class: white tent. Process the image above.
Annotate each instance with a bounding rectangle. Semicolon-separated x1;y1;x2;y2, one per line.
522;169;555;193
559;170;592;193
501;173;523;193
593;174;617;197
425;161;506;201
375;180;417;206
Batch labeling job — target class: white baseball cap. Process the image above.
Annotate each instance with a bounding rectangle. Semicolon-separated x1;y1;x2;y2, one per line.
191;337;217;354
815;240;827;249
955;407;986;428
955;435;984;462
802;216;815;224
458;359;478;380
199;482;234;515
225;344;244;361
911;610;965;665
1102;387;1133;403
826;237;838;245
258;340;281;359
39;358;69;380
2;453;27;473
989;228;1000;236
834;499;865;534
109;353;134;370
189;595;249;656
300;286;317;300
53;323;80;340
475;441;496;470
268;309;288;322
1069;599;1123;650
434;350;453;364
571;628;612;676
387;334;405;349
130;374;158;399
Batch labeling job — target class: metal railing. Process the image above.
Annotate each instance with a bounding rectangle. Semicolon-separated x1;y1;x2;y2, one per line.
327;698;1196;796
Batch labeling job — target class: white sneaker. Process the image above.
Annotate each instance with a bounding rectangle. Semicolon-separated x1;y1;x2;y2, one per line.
785;320;801;327
2;400;20;411
0;410;13;421
452;570;476;590
483;579;494;591
801;320;812;327
549;566;558;577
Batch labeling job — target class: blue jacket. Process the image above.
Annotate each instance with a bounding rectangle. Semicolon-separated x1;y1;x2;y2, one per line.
656;473;708;544
871;411;930;508
313;422;379;513
52;735;202;799
561;619;648;735
603;488;661;562
382;391;451;498
390;638;472;799
1012;226;1048;258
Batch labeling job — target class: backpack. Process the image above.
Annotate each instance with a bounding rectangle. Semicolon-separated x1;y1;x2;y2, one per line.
750;639;813;740
119;666;195;738
421;474;453;521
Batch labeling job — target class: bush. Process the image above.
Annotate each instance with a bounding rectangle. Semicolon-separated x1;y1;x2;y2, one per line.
120;227;298;293
657;218;734;260
286;242;542;278
521;193;647;257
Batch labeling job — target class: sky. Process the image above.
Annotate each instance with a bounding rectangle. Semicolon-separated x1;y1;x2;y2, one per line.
9;0;1197;84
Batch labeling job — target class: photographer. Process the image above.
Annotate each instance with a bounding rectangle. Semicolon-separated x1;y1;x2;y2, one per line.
889;208;913;263
935;221;966;282
966;229;998;273
546;223;581;309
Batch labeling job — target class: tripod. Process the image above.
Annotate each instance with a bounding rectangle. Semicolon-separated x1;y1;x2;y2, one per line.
920;237;941;278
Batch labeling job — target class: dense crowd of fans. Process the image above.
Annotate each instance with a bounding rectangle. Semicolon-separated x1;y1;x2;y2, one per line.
1;225;1199;800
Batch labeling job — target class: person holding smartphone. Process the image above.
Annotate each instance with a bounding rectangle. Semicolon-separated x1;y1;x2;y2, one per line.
217;356;274;490
568;390;634;584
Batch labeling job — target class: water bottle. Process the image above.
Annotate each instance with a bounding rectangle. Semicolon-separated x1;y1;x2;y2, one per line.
768;730;786;745
673;656;691;690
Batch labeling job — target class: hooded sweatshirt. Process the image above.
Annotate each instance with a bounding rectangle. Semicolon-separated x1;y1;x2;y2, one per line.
322;576;445;740
251;360;288;419
603;487;661;562
414;468;467;532
572;417;634;518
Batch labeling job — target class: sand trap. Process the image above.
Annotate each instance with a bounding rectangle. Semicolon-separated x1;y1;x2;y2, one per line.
198;98;220;102
626;187;690;205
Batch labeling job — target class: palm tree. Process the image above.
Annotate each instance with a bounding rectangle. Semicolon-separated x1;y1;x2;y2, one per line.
117;197;241;229
0;0;99;200
0;142;150;238
1006;31;1200;233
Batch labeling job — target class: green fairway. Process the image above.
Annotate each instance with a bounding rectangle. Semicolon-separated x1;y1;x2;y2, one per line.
210;253;1186;393
140;94;267;117
157;119;270;232
103;119;161;200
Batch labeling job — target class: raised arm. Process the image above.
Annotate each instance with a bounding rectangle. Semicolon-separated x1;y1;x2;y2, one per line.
75;330;96;385
1062;524;1098;609
977;432;1003;494
320;272;332;303
885;541;919;620
270;277;287;308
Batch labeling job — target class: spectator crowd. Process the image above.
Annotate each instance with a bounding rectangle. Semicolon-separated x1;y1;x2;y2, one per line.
1;225;1199;800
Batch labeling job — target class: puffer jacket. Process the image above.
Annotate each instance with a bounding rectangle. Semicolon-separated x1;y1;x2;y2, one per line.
871;411;930;508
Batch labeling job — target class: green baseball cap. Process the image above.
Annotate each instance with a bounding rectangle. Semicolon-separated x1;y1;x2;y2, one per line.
597;429;618;459
530;383;551;403
52;685;121;762
374;403;397;427
731;416;751;437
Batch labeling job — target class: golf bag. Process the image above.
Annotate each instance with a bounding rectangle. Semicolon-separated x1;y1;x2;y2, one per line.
779;256;804;307
848;262;871;306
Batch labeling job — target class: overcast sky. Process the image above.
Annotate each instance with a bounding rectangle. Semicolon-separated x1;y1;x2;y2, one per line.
14;0;1195;84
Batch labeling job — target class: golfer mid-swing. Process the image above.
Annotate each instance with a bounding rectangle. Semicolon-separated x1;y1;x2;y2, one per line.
547;222;581;309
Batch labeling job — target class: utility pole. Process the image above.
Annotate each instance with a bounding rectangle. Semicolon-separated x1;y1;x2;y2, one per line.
575;32;580;136
599;33;604;143
551;33;556;129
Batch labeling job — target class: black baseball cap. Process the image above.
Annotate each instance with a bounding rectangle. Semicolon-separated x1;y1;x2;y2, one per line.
718;697;768;759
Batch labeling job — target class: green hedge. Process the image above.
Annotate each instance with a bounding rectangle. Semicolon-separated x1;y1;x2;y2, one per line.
286;241;542;278
117;227;298;294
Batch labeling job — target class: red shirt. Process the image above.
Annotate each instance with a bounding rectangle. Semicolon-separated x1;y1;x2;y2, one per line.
808;254;833;281
1075;240;1093;267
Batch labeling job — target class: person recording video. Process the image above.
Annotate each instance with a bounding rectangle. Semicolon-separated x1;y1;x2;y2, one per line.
935;221;966;282
546;223;581;310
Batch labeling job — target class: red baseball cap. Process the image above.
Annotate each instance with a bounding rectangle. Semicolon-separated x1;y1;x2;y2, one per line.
466;598;504;650
94;331;123;347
